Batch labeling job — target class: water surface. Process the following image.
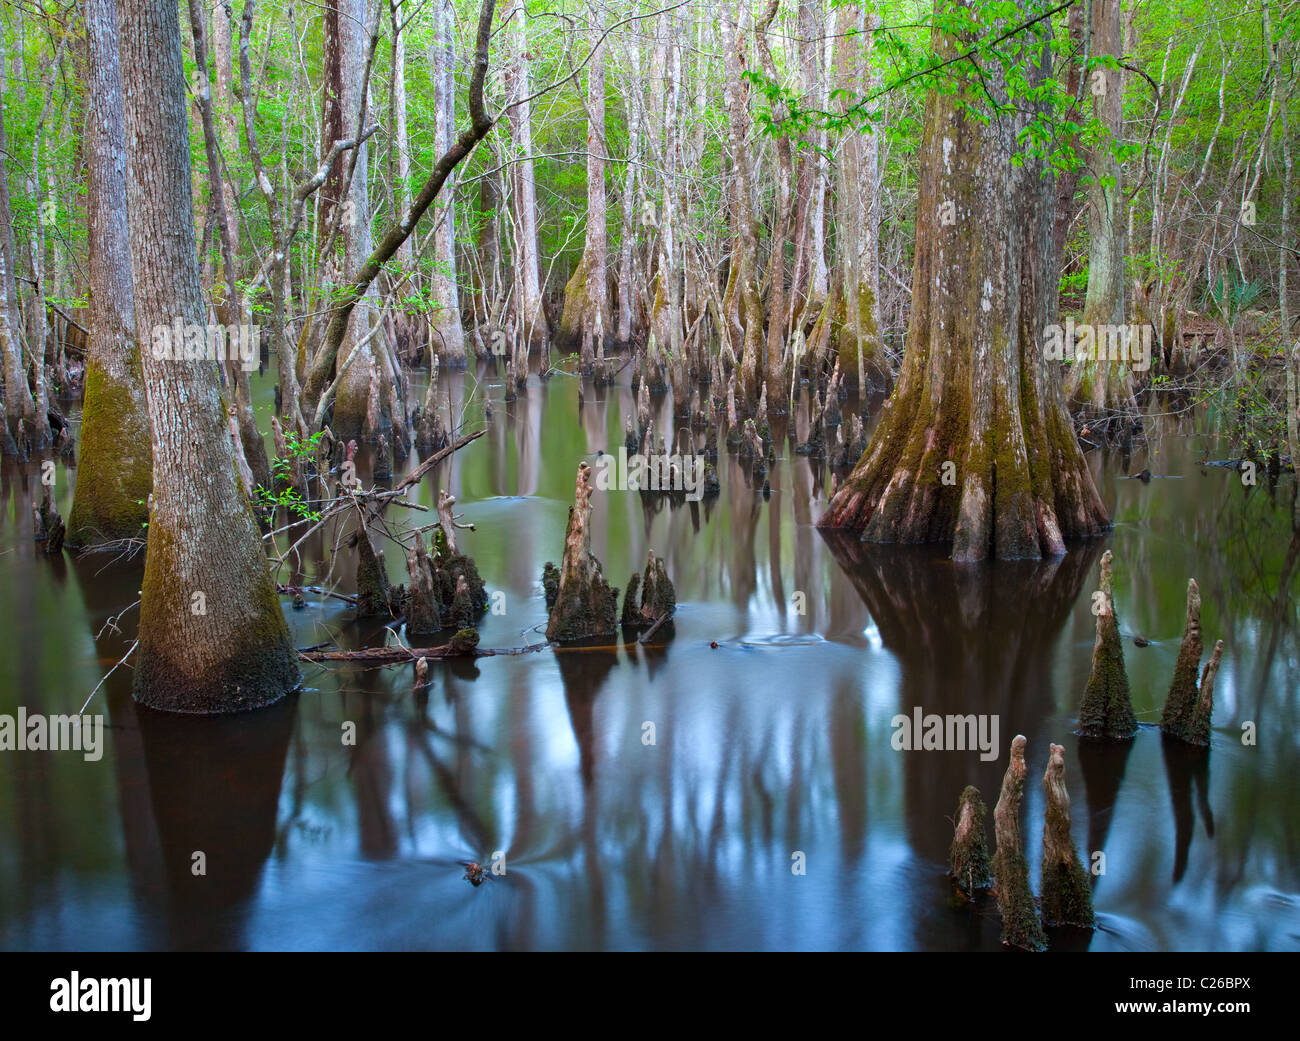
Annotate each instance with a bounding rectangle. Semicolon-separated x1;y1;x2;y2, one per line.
1;365;1297;951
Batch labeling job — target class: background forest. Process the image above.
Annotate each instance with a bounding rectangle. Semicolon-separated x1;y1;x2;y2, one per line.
1;0;1295;462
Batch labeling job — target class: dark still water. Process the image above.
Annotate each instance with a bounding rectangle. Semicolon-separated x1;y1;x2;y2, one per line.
2;366;1298;951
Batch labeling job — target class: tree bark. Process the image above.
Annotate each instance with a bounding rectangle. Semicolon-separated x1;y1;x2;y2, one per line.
428;0;466;365
0;23;37;445
1040;743;1094;928
546;462;619;641
756;0;793;410
819;1;1109;562
505;0;550;364
66;0;153;548
820;2;883;389
559;1;612;366
120;0;299;713
325;0;390;443
1066;0;1138;419
301;0;497;419
720;1;764;405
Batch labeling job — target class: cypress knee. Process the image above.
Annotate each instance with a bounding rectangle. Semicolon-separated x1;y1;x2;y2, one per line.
546;462;619;641
949;785;992;898
1040;743;1095;929
1078;551;1138;740
993;735;1047;951
1161;579;1205;739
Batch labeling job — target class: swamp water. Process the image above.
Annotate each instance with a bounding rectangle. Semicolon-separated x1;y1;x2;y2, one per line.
1;365;1298;951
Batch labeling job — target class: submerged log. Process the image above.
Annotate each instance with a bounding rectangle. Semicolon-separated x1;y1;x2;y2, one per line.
1077;551;1138;740
993;735;1047;951
1040;743;1095;929
948;785;992;898
546;462;620;641
638;611;673;644
1161;579;1206;740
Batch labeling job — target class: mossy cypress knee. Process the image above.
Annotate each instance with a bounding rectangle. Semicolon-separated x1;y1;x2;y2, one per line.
1078;551;1138;739
1161;579;1205;738
1166;635;1222;747
949;785;992;898
1040;743;1095;929
993;735;1048;951
546;463;619;641
405;544;441;638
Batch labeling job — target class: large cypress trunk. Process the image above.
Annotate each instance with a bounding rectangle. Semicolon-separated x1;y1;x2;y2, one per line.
1065;0;1137;419
65;0;152;548
324;0;392;444
819;0;1108;561
120;0;299;712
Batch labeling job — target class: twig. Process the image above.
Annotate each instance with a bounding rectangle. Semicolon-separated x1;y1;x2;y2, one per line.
638;612;673;645
81;639;137;714
395;429;486;491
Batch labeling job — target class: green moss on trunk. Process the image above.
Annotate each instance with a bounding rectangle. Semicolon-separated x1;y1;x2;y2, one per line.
66;358;152;548
133;523;299;714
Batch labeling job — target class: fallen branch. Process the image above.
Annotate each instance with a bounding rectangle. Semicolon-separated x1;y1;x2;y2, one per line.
638;611;672;644
277;583;358;606
299;639;552;663
81;639;137;713
396;429;486;492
